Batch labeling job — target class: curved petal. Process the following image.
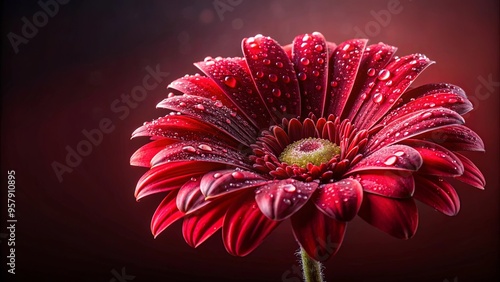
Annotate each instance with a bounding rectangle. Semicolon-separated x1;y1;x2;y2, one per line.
135;161;225;200
194;57;271;129
243;35;301;119
355;170;414;198
358;193;418;239
454;153;486;189
157;94;257;145
130;139;176;167
182;197;232;248
223;195;280;256
176;178;204;213
292;202;346;261
325;39;367;117
413;174;460;216
314;178;363;221
255;179;319;220
292;32;329;118
415;125;485;152
347;145;422;175
345;43;397;121
353;54;434;130
366;107;465;153
150;141;251;170
399;139;464;176
151;190;184;238
200;169;269;199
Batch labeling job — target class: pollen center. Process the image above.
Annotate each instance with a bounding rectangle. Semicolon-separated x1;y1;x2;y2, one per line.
279;138;340;168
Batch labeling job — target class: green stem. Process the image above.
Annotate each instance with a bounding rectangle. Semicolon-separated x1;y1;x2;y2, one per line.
300;247;324;282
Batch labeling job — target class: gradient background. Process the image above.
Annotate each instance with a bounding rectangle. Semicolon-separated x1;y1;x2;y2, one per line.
1;0;499;281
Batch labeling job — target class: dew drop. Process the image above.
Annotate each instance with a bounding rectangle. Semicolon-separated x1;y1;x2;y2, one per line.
204;56;213;62
377;69;390;80
272;88;281;97
231;171;244;179
263;58;271;65
394;150;405;157
282;75;291;83
302;34;311;41
282;184;296;192
256;71;264;78
312;70;319;77
250;54;258;60
298;72;307;81
317;58;325;64
194;104;205;110
384;156;398;166
276;61;284;68
367;68;376;76
182;146;196;153
214;101;223;108
198;144;213;152
372;93;384;103
280;105;287;112
268;73;278;82
225;118;231;124
300;58;310;65
448;98;458;103
421;111;433;119
331;81;338;87
360;93;368;100
213;172;222;178
224;76;237;88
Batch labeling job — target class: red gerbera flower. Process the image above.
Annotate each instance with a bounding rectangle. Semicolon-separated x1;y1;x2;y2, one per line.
131;32;485;275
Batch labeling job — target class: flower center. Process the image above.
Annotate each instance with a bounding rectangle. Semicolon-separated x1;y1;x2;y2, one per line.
279;138;340;168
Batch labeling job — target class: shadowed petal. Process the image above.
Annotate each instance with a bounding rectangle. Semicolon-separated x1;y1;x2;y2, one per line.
366;107;465;153
358;193;418;239
345;43;397;121
314;178;363;221
151;190;184;238
292;32;329;118
223;195;280;256
400;139;464;176
200;170;269;199
243;35;301;119
131;139;176;167
195;57;271;129
182;197;232;248
325;39;367;117
353;54;434;130
347;145;422;174
414;174;460;216
157;94;257;145
454;153;486;189
150;141;252;170
176;178;204;213
255;179;319;220
135;162;225;200
355;170;414;198
292;202;346;261
415;125;485;152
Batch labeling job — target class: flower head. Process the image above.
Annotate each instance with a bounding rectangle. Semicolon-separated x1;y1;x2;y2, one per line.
131;32;485;261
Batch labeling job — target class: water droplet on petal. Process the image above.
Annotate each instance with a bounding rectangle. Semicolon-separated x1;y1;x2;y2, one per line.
283;198;292;205
276;61;284;68
224;76;237;88
394;150;405;157
367;68;376;76
298;72;307;81
282;184;296;192
331;81;338;87
250;54;258;60
213;172;222;178
231;171;244;179
268;73;278;82
378;69;390;80
214;101;223;108
300;58;310;65
256;71;264;78
282;75;290;83
198;144;212;152
263;59;271;65
384;156;398;166
272;88;281;97
421;111;433;119
182;146;196;153
302;34;311;41
194;104;205;110
317;58;325;64
372;93;384;103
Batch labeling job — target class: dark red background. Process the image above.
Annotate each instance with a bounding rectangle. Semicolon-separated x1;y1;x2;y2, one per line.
1;0;499;281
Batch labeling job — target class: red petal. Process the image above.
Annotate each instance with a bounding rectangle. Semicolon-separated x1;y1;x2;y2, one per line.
366;107;465;153
157;94;257;145
200;169;268;199
150;141;251;170
381;85;473;125
176;178;204;213
313;178;363;221
353;54;434;130
400;139;464;176
243;35;301;119
292;202;346;261
454;153;486;189
413;174;460;216
182;197;232;248
345;43;397;121
194;57;273;129
355;170;414;198
135;161;224;200
223;195;280;256
347;145;422;174
255;179;319;220
358;193;418;239
325;39;367;117
130;139;176;167
292;32;329;118
416;125;485;152
151;190;184;238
